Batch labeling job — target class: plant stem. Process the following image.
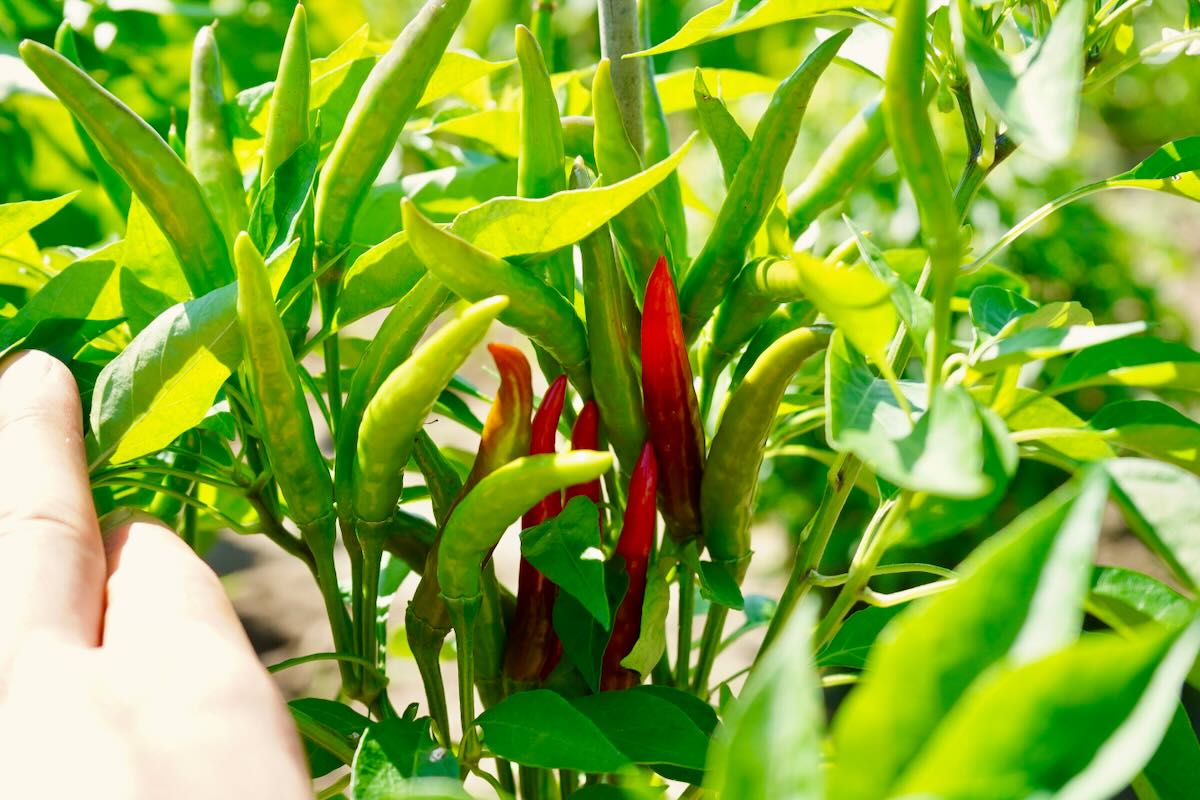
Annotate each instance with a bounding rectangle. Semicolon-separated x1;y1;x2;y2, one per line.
675;562;695;687
268;651;388;686
691;602;727;696
597;0;644;152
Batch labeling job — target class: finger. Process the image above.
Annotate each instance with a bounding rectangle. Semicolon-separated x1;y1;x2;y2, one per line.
0;351;106;659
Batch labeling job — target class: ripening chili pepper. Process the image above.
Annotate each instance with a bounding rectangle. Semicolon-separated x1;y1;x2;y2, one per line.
261;3;311;186
20;40;231;295
505;376;569;686
316;0;470;248
676;30;850;342
601;442;657;691
461;343;535;497
641;256;705;542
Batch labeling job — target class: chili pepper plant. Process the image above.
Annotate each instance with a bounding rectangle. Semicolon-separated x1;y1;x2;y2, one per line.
5;0;1200;797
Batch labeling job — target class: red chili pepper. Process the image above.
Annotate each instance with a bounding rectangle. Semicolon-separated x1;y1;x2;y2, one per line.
505;375;569;685
641;255;705;541
601;442;657;691
565;399;602;507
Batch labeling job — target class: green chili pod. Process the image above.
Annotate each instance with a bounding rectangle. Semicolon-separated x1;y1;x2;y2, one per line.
693;69;750;187
315;0;470;248
402;200;593;396
412;429;465;529
592;58;673;296
885;0;960;384
439;451;614;603
516;24;573;304
354;296;508;524
677;30;850;342
234;232;332;526
639;0;687;260
261;4;311;186
20;40;231;296
186;26;248;248
53;23;131;217
731;302;817;386
335;275;454;523
572;161;647;469
787;93;887;236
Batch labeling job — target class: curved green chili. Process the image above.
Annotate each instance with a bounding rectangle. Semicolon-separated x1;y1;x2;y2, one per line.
676;30;850;342
186;26;248;249
53;23;131;216
693;69;751;187
353;296;508;524
592;58;673;296
315;0;470;248
701;256;783;398
731;302;817;386
20;40;231;296
786;93;887;236
402;200;593;396
261;3;311;186
572;161;647;469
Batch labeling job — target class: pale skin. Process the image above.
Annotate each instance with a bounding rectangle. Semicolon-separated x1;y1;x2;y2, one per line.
0;351;311;799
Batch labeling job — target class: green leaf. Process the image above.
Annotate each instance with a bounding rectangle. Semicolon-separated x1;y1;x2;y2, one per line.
706;599;823;800
0;192;78;249
619;551;677;677
475;690;631;772
845;216;932;357
1091;401;1200;474
633;0;892;58
1106;458;1200;591
894;622;1200;799
571;689;711;770
120;195;190;309
827;335;990;498
828;468;1110;799
1088;566;1196;634
350;717;457;799
520;496;609;626
995;387;1115;462
430;109;521;157
656;68;777;114
335;133;696;328
791;256;897;370
1109;136;1200;201
968;285;1038;338
88;284;241;466
816;605;904;670
553;560;629;692
1139;703;1200;800
954;0;1086;159
972;320;1147;372
1052;337;1200;394
289;697;370;778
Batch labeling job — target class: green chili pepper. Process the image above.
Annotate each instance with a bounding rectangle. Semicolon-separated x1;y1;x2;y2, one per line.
53;23;131;217
693;326;830;693
315;0;470;248
261;4;311;186
20;40;231;296
413;429;465;529
701;256;782;399
572;161;647;469
531;0;555;63
186;26;248;249
592;58;673;296
786;93;887;236
639;0;687;260
402;200;593;397
676;30;850;342
354;296;508;524
885;0;960;388
233;232;353;685
730;302;817;386
693;69;750;187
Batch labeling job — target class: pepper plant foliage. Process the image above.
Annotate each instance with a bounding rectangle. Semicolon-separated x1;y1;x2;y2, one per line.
5;0;1200;796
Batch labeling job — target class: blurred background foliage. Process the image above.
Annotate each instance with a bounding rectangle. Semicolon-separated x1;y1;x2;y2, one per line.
2;0;1197;576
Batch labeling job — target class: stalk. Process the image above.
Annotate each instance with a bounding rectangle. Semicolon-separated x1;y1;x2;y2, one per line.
597;0;644;152
675;562;695;687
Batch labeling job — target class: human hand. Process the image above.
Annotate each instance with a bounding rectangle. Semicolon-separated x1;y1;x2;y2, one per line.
0;351;311;799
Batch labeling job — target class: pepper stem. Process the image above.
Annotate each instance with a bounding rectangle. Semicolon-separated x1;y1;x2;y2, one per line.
446;595;483;773
674;562;695;688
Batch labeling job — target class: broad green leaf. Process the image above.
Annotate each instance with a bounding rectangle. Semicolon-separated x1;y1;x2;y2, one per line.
655;68;777;114
894;622;1200;800
633;0;892;58
1106;459;1200;591
355;162;517;242
815;605;904;670
968;285;1037;338
430;109;521;157
571;689;711;770
553;562;628;692
1091;401;1200;473
521;496;609;626
290;697;370;778
418;51;514;108
0;192;77;249
792;256;897;369
1109;135;1200;201
1052;337;1200;394
88;284;241;467
845;215;932;358
706;600;823;800
828;468;1109;800
1139;703;1200;800
972;320;1147;372
620;551;677;677
1088;567;1195;633
121;195;190;306
954;0;1085;159
827;335;990;498
997;387;1114;462
335;134;696;328
475;690;631;772
350;717;457;800
678;539;744;610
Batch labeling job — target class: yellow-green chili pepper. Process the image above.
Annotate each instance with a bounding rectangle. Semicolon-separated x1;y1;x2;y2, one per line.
261;4;311;186
693;69;750;187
